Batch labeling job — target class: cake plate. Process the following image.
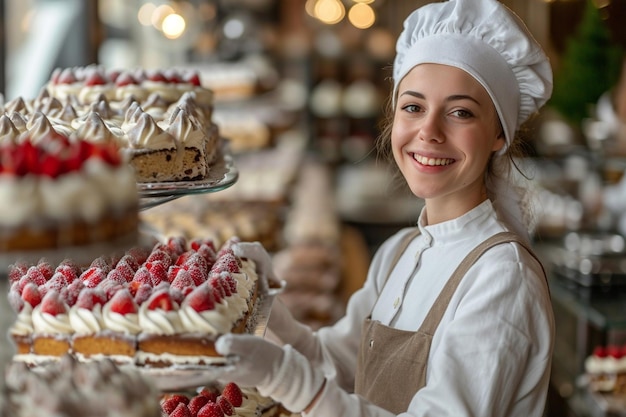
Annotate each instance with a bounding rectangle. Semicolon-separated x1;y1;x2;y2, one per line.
137;146;239;211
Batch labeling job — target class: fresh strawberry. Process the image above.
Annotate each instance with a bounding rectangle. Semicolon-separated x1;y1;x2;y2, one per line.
133;266;153;286
216;396;235;416
118;254;140;271
149;261;169;286
164;69;182;83
147;288;175;311
208;276;227;299
109;265;133;284
134;283;153;305
188;395;210;416
36;260;55;280
221;382;243;407
115;71;138;87
167;236;187;256
45;272;69;294
75;287;107;310
89;256;112;274
197;402;224;417
210;254;240;274
21;282;42;308
40;153;61;178
40;290;67;316
184;252;209;274
187;265;206;287
162;397;184;415
146;249;173;268
61;279;85;306
171;269;196;292
8;289;25;313
175;251;193;266
170;403;192;417
25;266;47;286
219;272;237;295
55;264;78;283
108;288;138;315
8;261;29;283
84;70;107;86
147;70;167;83
168;265;183;283
198;386;220;402
185;72;202;86
98;279;124;301
82;267;107;288
196;243;217;265
183;285;215;312
57;68;76;84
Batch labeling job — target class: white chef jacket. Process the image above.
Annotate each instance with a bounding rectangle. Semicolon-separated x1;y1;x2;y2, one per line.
304;199;555;417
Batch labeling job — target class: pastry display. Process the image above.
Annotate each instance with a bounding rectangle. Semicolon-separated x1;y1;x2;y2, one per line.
0;132;138;252
1;354;161;417
585;344;626;394
3;65;222;183
5;236;264;367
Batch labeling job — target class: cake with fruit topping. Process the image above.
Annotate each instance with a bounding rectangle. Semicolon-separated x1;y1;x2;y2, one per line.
6;236;262;367
160;382;283;417
585;344;626;394
0;132;138;252
3;64;221;183
2;354;161;417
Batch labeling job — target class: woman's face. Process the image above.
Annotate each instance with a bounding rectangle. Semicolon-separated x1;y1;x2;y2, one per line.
392;63;505;223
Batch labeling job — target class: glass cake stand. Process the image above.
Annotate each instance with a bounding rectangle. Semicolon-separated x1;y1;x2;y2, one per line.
137;145;239;211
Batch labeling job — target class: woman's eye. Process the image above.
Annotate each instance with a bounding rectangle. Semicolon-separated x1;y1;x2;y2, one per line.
402;104;421;113
452;109;473;118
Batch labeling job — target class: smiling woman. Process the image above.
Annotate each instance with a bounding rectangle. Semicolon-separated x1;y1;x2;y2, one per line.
212;1;556;416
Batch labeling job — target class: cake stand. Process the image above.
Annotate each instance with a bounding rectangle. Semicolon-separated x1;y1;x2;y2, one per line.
137;144;239;211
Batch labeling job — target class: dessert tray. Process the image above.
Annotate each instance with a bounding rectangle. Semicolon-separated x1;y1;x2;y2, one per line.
132;279;285;392
138;144;239;211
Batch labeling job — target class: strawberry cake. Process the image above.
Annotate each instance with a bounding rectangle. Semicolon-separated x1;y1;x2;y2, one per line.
585;344;626;393
0;132;138;253
3;65;221;183
160;382;286;417
6;236;261;367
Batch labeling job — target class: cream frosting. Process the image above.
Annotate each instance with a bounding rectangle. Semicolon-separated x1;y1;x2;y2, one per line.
10;303;34;336
178;302;233;334
126;112;176;150
69;304;104;334
165;106;206;149
32;306;73;335
102;302;141;335
138;303;184;335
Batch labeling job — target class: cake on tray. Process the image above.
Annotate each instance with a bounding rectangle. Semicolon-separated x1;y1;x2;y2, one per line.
6;236;264;368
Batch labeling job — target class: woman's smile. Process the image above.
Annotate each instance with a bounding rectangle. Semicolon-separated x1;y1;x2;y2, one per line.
411;153;455;167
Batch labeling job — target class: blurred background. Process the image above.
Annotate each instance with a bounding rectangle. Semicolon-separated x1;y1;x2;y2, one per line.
3;0;626;415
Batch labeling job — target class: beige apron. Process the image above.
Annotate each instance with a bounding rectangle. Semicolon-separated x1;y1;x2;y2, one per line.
354;231;546;414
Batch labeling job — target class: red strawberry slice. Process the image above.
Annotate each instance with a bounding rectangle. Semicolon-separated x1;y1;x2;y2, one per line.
167;236;187;256
184;252;209;274
127;246;150;264
208;276;227;299
81;267;107;288
84;71;107;86
115;71;138;87
133;283;153;305
149;262;169;286
197;402;224;417
117;254;140;271
221;382;243;407
184;72;202;86
188;395;210;416
55;264;78;283
75;287;107;310
57;68;76;84
36;260;54;280
186;265;206;287
183;285;215;313
98;280;124;301
89;256;112;274
132;266;153;286
108;288;138;315
61;279;85;306
8;261;29;283
170;403;192;417
175;251;193;266
171;269;196;292
198;387;219;402
109;264;133;283
21;282;42;308
147;289;175;311
146;249;173;268
161;396;185;415
40;290;67;316
45;272;69;294
216;396;235;416
168;265;183;283
147;70;167;83
22;266;46;287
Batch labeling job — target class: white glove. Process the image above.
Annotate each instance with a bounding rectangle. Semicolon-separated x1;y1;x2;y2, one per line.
215;334;325;413
232;241;279;285
268;299;321;361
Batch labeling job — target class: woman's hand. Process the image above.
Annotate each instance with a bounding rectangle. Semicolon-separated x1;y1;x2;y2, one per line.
215;334;326;413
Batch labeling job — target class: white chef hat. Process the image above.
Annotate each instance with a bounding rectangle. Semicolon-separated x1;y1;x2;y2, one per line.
393;0;553;149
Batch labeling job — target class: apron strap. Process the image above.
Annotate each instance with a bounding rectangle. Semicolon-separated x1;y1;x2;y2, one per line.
417;231;546;336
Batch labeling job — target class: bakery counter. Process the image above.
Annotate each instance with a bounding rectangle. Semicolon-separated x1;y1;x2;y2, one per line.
537;239;626;417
